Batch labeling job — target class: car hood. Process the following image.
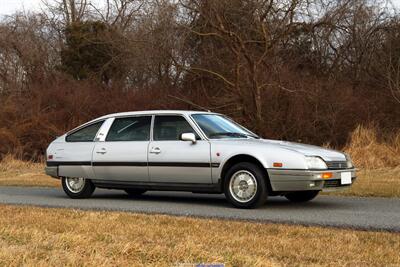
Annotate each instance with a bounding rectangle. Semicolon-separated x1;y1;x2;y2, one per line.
260;139;346;161
214;138;346;161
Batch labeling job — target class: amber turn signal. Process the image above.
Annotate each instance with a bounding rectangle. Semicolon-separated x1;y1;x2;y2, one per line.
322;172;333;179
273;162;283;167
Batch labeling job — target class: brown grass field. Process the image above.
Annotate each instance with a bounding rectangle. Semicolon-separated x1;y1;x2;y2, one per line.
325;167;400;198
0;204;398;266
0;155;59;188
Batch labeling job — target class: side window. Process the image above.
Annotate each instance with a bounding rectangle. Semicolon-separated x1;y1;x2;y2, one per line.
106;116;151;141
154;116;200;141
66;121;104;142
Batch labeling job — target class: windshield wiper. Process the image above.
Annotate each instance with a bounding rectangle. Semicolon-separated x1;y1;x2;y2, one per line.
242;133;260;139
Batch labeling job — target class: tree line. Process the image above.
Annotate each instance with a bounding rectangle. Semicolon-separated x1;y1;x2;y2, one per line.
0;0;399;159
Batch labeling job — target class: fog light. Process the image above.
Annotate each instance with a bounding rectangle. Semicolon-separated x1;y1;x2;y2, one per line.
309;182;316;187
322;172;333;179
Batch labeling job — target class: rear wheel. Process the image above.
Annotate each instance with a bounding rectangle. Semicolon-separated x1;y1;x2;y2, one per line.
224;162;268;209
124;189;147;197
62;177;95;199
285;191;319;202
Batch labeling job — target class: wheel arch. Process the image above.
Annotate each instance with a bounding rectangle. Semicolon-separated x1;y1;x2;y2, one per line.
220;154;272;193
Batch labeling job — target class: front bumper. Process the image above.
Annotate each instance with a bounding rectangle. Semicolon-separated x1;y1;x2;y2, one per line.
267;168;357;192
44;166;59;178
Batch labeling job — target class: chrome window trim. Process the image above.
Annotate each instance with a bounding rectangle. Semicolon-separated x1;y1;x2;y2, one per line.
150;115;155;142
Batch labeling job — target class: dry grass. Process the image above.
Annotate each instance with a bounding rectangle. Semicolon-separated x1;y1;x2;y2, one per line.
324;167;400;198
0;154;58;187
325;125;400;198
0;204;398;266
345;125;400;169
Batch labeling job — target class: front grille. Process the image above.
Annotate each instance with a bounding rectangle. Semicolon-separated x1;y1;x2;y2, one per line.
326;161;348;170
323;178;355;188
324;179;341;187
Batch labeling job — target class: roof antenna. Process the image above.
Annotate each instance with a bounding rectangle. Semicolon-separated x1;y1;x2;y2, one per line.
168;95;212;112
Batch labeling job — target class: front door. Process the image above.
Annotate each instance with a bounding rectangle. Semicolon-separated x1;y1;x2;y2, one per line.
92;116;151;182
148;115;212;184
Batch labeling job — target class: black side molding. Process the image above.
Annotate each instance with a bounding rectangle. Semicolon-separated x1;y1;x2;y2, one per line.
46;161;91;167
92;162;147;167
47;161;221;168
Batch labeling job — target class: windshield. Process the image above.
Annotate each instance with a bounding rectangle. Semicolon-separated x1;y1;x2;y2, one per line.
192;114;259;139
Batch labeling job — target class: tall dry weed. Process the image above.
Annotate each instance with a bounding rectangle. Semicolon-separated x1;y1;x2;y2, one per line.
0;154;41;172
345;125;400;169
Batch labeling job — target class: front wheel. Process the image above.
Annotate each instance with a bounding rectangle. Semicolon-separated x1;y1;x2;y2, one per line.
224;162;268;209
62;177;95;199
285;191;319;202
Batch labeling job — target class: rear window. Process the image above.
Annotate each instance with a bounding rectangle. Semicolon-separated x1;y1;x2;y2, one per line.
66;121;104;142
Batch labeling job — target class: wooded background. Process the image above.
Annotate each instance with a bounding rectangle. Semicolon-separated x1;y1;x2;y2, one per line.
0;0;399;160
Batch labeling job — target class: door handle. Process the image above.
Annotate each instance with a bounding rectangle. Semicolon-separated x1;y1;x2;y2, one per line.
150;147;161;154
96;148;107;154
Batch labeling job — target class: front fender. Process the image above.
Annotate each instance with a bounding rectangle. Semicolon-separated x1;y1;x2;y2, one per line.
210;142;307;183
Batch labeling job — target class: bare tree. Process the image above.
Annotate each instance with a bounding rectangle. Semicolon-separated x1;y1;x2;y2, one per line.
387;62;400;104
42;0;88;25
179;0;306;128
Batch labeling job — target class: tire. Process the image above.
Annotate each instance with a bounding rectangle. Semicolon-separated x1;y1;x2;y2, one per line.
124;189;147;196
224;162;268;209
61;177;95;199
285;191;320;202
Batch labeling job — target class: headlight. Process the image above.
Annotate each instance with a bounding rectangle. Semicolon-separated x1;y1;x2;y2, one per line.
305;156;327;170
345;153;353;168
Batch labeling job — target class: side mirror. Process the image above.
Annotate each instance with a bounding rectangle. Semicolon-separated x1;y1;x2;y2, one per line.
180;133;197;144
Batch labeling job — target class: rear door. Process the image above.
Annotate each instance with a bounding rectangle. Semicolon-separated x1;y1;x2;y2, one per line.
92;116;151;182
148;115;212;184
56;120;105;179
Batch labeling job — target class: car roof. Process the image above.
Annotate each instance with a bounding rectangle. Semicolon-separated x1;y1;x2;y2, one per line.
97;110;217;120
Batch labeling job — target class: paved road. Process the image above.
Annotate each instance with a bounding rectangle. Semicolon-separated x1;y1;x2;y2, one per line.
0;186;399;232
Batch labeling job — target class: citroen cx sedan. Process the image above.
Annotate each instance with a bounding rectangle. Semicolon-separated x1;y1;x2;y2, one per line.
45;110;356;208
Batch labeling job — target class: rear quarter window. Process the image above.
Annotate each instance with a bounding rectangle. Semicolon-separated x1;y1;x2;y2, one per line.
66;121;104;142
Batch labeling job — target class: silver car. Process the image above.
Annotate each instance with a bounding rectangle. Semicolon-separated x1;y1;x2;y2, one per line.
45;110;356;208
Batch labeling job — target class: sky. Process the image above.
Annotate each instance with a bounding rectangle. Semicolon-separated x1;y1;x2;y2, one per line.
0;0;43;16
1;0;400;17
